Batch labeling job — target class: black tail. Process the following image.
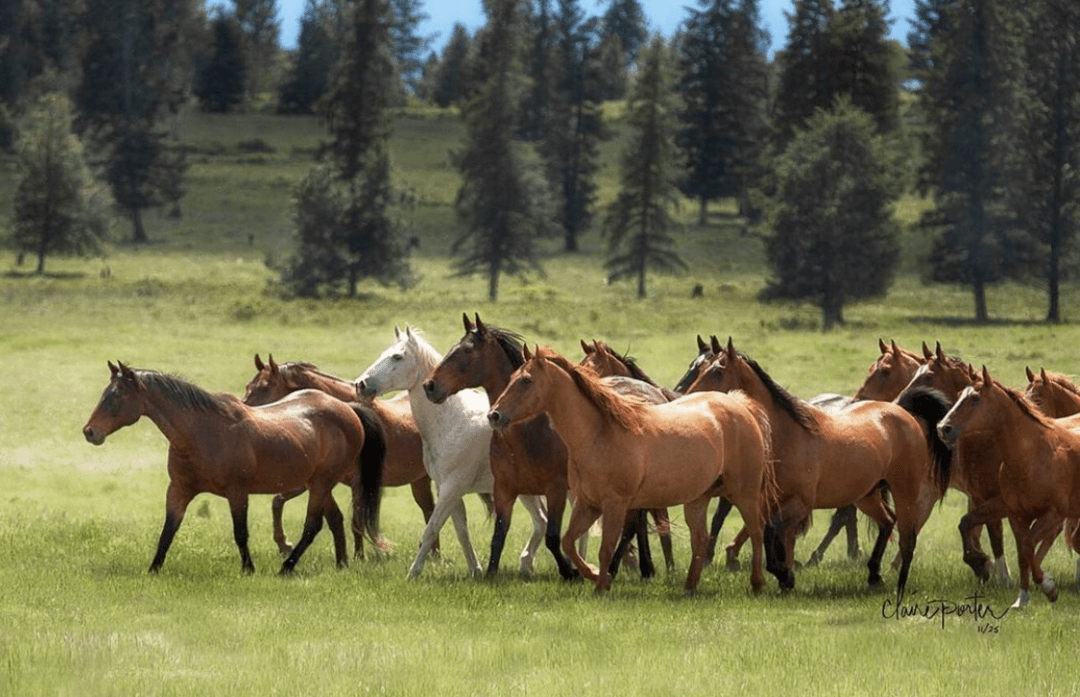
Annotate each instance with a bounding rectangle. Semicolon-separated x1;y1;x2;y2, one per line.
352;403;386;544
895;386;953;497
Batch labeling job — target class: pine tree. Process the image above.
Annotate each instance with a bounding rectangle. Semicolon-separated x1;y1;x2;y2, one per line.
759;98;901;329
278;0;338;114
773;0;837;146
1018;0;1080;322
388;0;434;96
430;23;472;107
911;0;1028;322
13;93;112;273
830;0;901;134
676;0;769;224
76;0;192;242
604;36;687;299
454;0;554;301
233;0;280;106
195;10;247;113
600;0;647;66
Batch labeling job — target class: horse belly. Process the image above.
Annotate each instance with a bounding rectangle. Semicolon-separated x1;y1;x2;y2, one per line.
632;442;720;509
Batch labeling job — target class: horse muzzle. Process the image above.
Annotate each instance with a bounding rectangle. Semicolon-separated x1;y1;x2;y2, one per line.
422;379;447;404
487;410;510;430
936;422;959;448
354;379;377;399
83;425;106;446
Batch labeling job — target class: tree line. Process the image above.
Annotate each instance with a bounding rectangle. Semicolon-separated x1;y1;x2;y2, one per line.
1;0;1077;326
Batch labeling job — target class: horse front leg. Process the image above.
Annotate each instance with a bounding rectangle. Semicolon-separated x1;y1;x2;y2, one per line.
704;498;733;566
324;493;349;569
149;482;194;574
682;498;711;594
561;501;602;582
271;488;306;556
280;487;334;575
227;493;255;574
1026;510;1063;603
409;478;439;557
485;477;518;578
1007;515;1034;608
856;493;896;588
447;497;481;576
595;503;629;593
543;489;579;581
958;496;1009;583
408;481;466;579
652;509;675;573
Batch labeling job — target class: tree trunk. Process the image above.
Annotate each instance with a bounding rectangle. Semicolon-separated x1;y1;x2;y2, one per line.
973;279;989;323
131;208;147;243
698;197;707;226
637;267;646;299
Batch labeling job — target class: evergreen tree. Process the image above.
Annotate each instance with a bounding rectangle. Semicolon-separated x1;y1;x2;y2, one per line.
430;23;472;107
389;0;434;95
13;93;112;273
830;0;901;134
676;0;769;224
604;36;687;299
76;0;192;242
759;98;901;330
195;10;247;113
278;0;339;114
233;0;280;106
911;0;1028;322
454;0;555;301
600;0;647;66
592;32;628;101
519;0;558;140
773;0;837;146
1018;0;1080;322
282;0;412;296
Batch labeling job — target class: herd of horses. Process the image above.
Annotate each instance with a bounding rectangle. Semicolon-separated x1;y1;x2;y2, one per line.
81;314;1080;609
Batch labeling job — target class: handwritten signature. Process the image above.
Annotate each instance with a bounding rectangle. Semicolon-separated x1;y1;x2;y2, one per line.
881;591;1010;631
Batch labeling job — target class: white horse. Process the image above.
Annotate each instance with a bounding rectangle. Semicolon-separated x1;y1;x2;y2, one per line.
354;326;547;579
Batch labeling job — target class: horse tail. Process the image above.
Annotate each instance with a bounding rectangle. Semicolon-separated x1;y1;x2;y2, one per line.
895;386;953;497
352;403;387;545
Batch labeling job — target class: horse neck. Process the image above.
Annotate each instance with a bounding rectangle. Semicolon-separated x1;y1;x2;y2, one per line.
294;367;355;402
1048;384;1080;418
478;341;518;398
138;382;227;448
537;367;612;456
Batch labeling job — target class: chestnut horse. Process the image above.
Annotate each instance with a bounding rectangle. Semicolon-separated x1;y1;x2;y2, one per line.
82;361;383;575
938;367;1080;608
242;355;434;559
895;343;1016;582
684;338;953;600
487;345;780;594
355;326;547;579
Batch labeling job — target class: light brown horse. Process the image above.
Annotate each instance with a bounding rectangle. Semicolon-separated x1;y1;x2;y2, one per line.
685;338;952;600
853;339;927;401
487;345;780;594
938;367;1080;607
82;361;382;575
242;355;434;559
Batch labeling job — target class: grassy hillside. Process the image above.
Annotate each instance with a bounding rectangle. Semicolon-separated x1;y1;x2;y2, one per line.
2;107;1080;696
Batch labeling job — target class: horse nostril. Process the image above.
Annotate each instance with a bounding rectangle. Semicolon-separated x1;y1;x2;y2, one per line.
487;411;502;428
422;380;434;394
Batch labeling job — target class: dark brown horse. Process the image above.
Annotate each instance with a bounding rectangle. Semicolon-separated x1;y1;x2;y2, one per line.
242;355;434;559
82;361;383;574
938;367;1080;607
684;338;952;600
488;346;780;594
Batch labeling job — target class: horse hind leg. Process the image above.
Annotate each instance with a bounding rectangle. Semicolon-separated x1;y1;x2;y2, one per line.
271;488;306;556
652;509;675;573
324;495;349;569
518;495;548;577
228;494;256;574
561;502;602;582
280;488;330;575
704;498;734;566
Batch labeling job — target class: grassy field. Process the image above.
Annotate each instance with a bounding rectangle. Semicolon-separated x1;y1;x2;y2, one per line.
3;107;1080;696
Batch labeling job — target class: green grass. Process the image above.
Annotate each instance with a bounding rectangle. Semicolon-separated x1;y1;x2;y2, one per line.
3;107;1080;695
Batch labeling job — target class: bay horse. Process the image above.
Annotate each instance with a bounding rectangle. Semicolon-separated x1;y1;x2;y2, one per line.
82;361;383;575
487;345;780;594
355;326;547;579
895;343;1016;583
684;338;953;600
938;366;1080;607
242;354;435;559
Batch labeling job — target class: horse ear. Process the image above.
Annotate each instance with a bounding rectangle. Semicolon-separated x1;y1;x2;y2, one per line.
710;335;722;355
462;312;473;332
697;335;708;353
1040;368;1049;383
922;342;933;360
981;365;992;385
890;339;900;355
108;360;119;377
725;336;736;359
394;325;401;339
935;341;946;362
475;314;486;334
254;354;265;371
523;344;533;361
268;354;279;374
1025;366;1035;382
117;361;136;382
879;338;888;354
580;339;592;355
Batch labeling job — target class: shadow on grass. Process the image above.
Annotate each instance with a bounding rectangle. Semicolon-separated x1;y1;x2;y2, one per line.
3;269;88;280
908;315;1052;328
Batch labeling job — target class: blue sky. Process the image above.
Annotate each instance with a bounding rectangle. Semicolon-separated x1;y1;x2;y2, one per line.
277;0;917;58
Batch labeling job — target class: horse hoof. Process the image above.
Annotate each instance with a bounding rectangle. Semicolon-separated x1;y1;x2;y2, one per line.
725;558;741;572
1011;590;1030;609
867;574;883;588
278;566;295;577
805;553;821;567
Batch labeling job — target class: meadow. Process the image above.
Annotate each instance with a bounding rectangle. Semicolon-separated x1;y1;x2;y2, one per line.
2;106;1080;695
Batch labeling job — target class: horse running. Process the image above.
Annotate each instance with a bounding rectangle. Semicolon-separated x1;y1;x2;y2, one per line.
242;354;434;559
938;367;1080;607
487;345;780;594
684;338;952;600
82;361;383;574
355;326;547;579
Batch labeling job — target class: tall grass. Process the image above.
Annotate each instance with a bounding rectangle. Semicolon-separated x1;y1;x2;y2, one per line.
2;107;1080;695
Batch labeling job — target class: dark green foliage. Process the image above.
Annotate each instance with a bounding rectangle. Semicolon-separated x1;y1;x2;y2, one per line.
676;0;769;223
599;0;647;65
232;0;280;104
13;93;112;273
389;0;434;95
830;0;901;134
592;32;628;101
278;0;338;114
428;23;473;107
604;37;687;299
1016;0;1080;322
195;11;247;113
76;0;193;242
911;0;1029;322
759;99;901;330
773;0;837;146
454;0;554;301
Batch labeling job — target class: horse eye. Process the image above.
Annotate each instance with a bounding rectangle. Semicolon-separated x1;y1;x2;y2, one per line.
392;354;404;361
522;376;532;386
